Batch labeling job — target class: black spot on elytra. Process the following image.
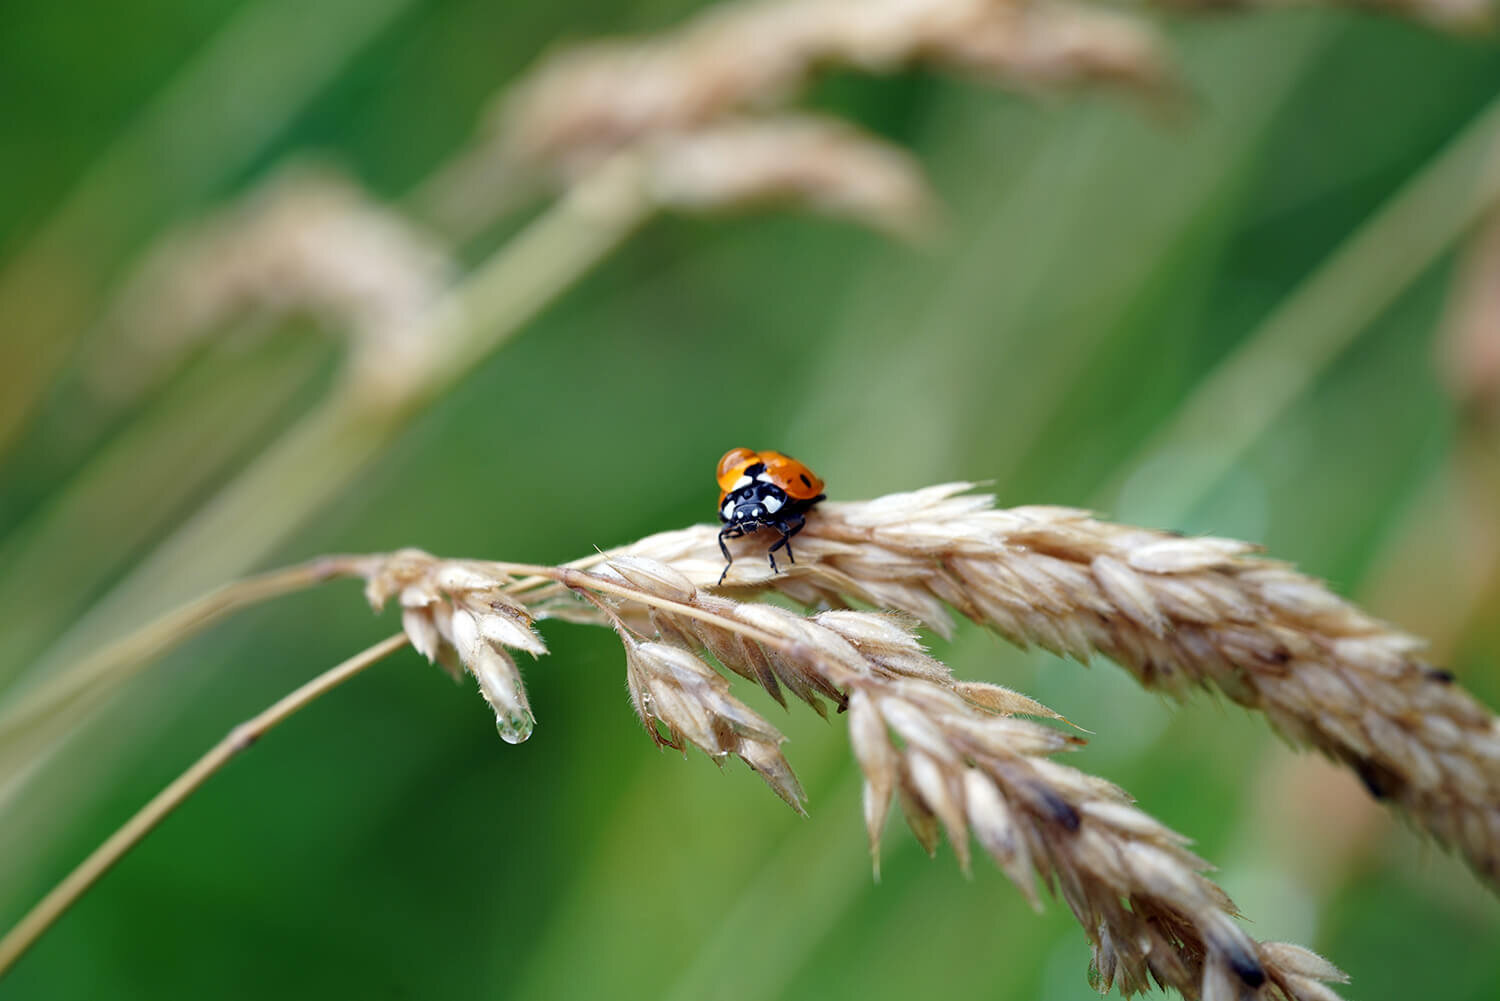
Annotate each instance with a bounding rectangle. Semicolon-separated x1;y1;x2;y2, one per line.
799;473;812;487
1425;667;1456;684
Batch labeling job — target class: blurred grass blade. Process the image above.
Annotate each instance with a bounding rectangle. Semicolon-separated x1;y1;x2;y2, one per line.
0;0;421;456
1101;91;1500;524
0;556;369;764
0;336;328;683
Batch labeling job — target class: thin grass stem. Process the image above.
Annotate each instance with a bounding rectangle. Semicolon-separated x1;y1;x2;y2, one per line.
0;553;769;773
0;631;409;981
0;556;374;758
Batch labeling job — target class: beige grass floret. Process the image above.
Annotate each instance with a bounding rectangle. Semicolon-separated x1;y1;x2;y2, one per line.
365;551;544;742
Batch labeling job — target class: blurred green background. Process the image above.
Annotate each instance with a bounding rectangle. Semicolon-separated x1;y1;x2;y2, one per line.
3;0;1500;998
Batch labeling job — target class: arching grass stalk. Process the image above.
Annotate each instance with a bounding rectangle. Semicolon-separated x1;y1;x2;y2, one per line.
0;556;374;762
0;632;409;980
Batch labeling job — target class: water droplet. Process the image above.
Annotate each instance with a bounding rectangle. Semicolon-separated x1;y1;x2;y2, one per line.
1087;960;1107;995
495;711;534;744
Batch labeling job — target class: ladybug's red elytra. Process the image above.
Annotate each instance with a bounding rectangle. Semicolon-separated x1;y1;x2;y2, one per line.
715;448;826;584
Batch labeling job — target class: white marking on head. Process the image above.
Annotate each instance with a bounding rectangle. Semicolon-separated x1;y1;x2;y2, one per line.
732;475;753;491
763;494;783;514
756;472;775;483
722;501;736;519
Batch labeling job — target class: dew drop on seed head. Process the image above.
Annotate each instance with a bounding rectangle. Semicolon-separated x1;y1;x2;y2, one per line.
1087;959;1107;995
495;711;535;744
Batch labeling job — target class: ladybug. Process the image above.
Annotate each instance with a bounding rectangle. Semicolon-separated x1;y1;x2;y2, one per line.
715;447;826;584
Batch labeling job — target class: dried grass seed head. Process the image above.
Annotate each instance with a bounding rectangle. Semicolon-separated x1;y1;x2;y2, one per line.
497;0;1172;173
520;482;1500;888
356;540;1360;998
621;635;807;811
363;551;543;742
102;164;453;403
840;666;1349;1000
640;115;939;240
458;0;1174;243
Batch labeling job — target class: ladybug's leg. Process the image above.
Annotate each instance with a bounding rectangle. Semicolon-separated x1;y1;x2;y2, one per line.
766;513;807;574
717;524;742;586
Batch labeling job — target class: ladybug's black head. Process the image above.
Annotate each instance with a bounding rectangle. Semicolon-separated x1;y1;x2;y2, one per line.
720;478;789;528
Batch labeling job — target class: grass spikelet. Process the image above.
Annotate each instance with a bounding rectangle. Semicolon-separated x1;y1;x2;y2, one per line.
342;547;1357;999
514;483;1500;887
364;549;542;742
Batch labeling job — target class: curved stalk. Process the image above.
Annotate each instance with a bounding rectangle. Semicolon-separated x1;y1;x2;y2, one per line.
0;632;409;981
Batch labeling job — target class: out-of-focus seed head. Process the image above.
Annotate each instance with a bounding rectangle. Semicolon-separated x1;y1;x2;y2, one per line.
101;164;452;406
642;116;939;241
